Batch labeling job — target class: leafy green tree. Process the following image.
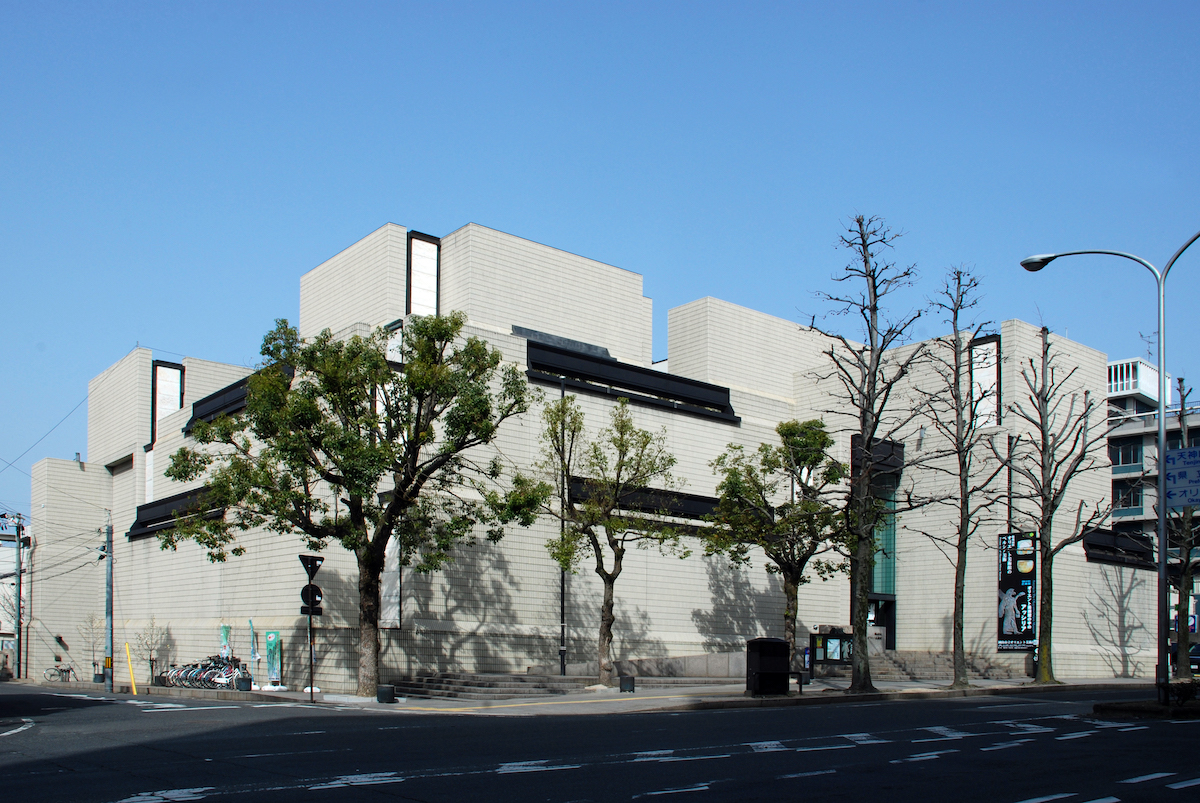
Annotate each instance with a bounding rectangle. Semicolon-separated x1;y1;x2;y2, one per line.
165;313;547;695
540;397;683;686
704;420;846;663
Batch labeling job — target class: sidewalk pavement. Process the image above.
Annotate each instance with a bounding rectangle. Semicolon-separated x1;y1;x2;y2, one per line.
21;674;1155;717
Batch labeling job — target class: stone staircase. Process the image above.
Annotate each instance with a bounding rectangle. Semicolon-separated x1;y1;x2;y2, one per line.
814;651;1025;682
388;672;737;700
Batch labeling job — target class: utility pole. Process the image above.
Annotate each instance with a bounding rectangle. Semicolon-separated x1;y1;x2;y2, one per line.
1;513;26;679
104;516;113;693
14;515;23;680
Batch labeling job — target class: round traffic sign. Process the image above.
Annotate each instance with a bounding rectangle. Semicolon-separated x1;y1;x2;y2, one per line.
301;583;323;606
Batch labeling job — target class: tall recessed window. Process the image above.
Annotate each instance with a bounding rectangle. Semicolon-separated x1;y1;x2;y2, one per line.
969;335;1000;426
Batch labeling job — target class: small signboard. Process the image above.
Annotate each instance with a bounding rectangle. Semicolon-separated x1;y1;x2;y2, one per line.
998;532;1037;651
1164;448;1200;509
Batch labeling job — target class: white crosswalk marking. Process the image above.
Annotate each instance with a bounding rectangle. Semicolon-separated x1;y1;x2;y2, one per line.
914;726;974;742
1166;778;1200;790
1118;772;1175;784
841;732;889;745
746;741;786;752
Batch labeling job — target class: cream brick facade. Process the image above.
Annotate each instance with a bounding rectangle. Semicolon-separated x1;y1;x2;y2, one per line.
26;222;1151;691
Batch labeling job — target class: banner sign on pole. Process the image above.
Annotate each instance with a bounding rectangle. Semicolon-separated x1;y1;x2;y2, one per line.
1164;448;1200;509
265;631;282;683
998;532;1037;651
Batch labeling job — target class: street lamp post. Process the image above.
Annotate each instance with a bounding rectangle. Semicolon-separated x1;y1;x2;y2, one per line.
1021;230;1200;704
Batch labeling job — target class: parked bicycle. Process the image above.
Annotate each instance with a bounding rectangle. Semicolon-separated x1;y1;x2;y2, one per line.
43;663;78;682
163;654;251;689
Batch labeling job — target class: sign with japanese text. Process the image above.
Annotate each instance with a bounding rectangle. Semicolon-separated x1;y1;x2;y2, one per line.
1165;448;1200;509
998;532;1037;651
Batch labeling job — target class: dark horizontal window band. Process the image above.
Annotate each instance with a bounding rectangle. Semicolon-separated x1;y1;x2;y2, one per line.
127;487;224;540
183;377;249;434
1082;527;1155;571
526;341;740;425
183;367;293;435
529;371;741;424
568;477;719;520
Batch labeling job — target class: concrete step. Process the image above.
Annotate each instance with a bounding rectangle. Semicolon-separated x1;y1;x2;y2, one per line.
388;672;740;700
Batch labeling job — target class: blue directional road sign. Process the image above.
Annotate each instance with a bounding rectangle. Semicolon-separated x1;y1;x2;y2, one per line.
1164;448;1200;509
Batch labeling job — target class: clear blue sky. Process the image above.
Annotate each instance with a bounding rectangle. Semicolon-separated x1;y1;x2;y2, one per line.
2;1;1198;521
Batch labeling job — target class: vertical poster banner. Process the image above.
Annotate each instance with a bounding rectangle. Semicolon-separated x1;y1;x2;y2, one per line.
219;624;232;659
265;631;282;683
998;532;1037;651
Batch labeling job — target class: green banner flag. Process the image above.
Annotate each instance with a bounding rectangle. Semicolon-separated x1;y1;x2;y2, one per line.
265;631;282;683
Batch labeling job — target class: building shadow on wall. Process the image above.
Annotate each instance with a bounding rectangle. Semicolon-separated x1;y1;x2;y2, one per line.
1084;565;1148;678
396;541;527;676
279;565;357;691
690;558;781;651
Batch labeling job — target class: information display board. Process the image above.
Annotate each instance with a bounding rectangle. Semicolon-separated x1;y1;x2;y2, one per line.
998;532;1037;651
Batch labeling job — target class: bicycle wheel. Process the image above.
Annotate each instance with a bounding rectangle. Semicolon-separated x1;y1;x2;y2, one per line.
44;667;60;682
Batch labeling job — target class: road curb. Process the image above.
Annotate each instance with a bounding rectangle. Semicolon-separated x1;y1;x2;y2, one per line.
639;681;1158;714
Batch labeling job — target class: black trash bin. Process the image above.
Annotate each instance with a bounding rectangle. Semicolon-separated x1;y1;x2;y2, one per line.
747;637;790;696
377;684;396;704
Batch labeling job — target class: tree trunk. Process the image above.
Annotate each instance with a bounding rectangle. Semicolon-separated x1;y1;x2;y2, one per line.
1177;530;1194;681
1035;551;1056;683
356;554;382;697
783;573;799;667
951;514;969;689
849;535;875;693
597;574;617;686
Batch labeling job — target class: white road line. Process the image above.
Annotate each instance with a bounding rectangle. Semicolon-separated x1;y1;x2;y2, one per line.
647;755;731;763
1012;794;1076;803
1006;723;1056;734
778;770;836;779
746;741;786;752
1166;778;1200;790
841;732;889;745
143;706;239;713
980;739;1034;752
115;787;214;802
889;749;958;764
1054;731;1095;740
1080;797;1120;803
288;730;326;735
1;718;34;737
1118;772;1175;784
240;748;348;759
495;760;582;774
635;784;712;798
794;744;856;753
913;726;975;742
633;750;675;761
1118;726;1147;732
307;772;404;790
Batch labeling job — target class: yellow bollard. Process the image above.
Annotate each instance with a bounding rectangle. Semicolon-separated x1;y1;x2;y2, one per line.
124;642;138;696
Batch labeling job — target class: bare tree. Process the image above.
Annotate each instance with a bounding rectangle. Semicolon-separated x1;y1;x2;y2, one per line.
540;397;684;686
812;215;931;694
1168;378;1197;680
911;267;1006;688
132;616;168;684
1005;326;1110;684
76;612;104;677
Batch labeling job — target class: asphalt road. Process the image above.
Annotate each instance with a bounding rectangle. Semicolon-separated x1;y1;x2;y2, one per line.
1;684;1197;802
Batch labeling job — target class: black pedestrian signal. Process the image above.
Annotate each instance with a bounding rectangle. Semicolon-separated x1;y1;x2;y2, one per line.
301;583;323;616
